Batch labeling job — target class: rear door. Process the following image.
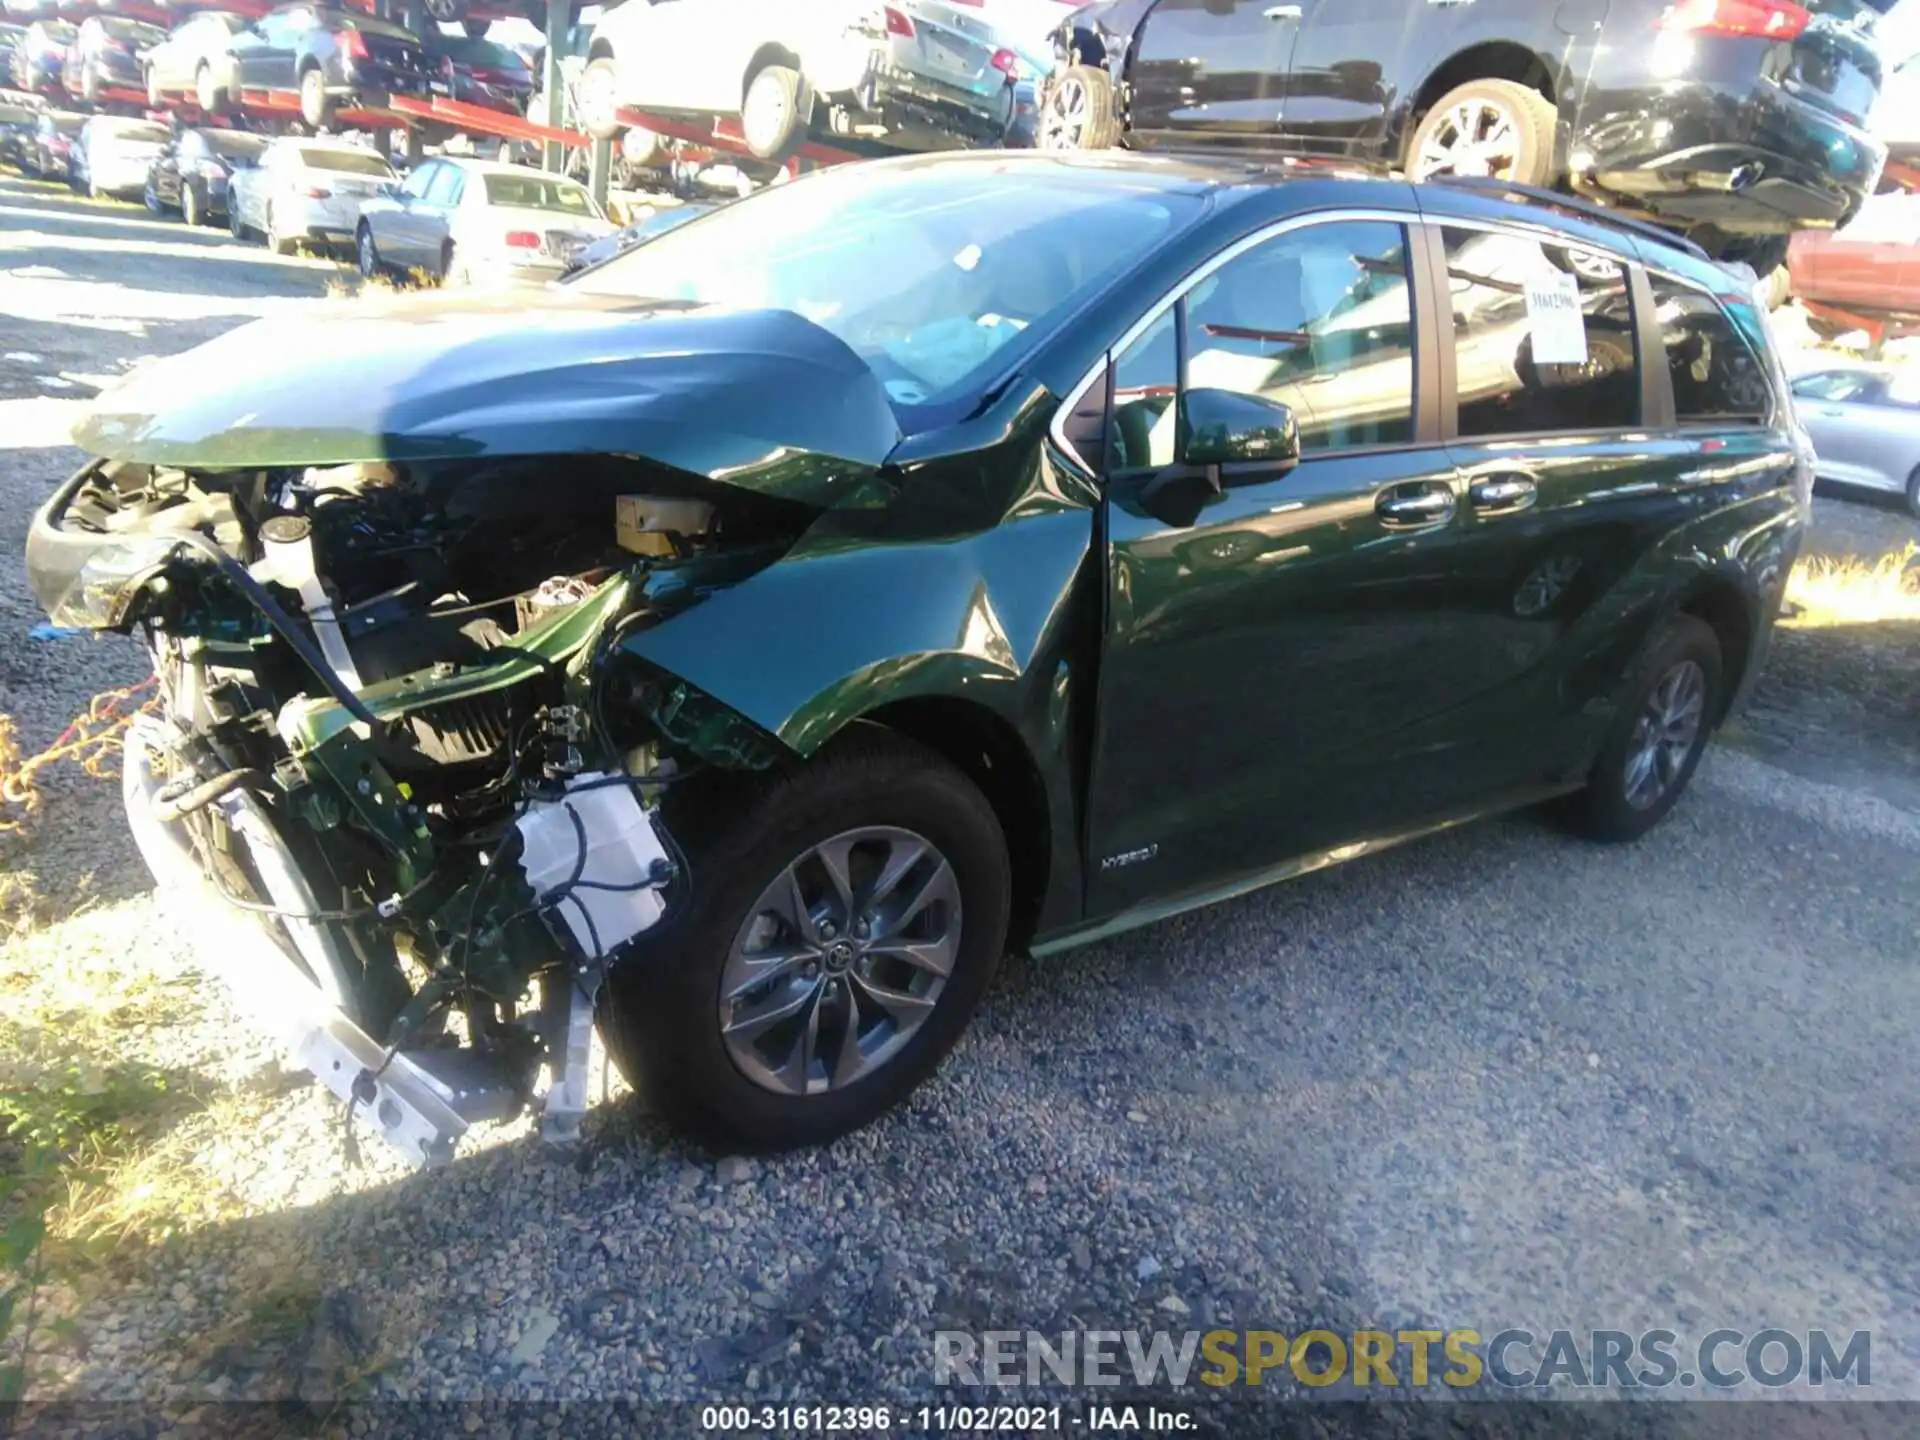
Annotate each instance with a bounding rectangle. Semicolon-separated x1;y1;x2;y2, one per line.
1086;209;1509;914
1427;220;1671;793
1276;0;1427;158
1127;0;1293;145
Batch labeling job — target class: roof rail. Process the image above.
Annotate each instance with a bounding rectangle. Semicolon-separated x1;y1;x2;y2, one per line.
1424;176;1712;263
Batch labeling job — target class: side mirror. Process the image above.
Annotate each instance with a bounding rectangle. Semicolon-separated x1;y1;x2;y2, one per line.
1180;387;1301;470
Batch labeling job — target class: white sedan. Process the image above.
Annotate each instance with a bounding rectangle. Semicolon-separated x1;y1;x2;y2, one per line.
227;136;397;256
354;158;614;286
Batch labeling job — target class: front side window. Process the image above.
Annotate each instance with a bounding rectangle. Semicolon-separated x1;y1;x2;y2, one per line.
400;161;438;199
1442;227;1638;438
1648;276;1771;424
425;164;464;205
1185;219;1416;453
1106;219;1416;468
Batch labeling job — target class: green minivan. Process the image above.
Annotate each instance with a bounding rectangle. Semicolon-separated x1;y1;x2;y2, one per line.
28;152;1808;1163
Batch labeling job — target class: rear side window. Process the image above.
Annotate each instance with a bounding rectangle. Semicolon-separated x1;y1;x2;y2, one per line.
1440;226;1638;438
1648;277;1771;424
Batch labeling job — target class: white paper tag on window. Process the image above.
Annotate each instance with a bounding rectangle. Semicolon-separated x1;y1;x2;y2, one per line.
1525;271;1588;366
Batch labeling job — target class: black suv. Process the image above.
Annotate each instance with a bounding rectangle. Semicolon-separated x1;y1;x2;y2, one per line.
1040;0;1893;268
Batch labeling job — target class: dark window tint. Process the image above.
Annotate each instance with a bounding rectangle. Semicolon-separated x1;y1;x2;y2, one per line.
1184;219;1415;452
1442;227;1638;438
1648;277;1772;424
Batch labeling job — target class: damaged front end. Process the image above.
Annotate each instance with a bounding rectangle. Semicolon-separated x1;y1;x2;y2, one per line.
26;301;901;1167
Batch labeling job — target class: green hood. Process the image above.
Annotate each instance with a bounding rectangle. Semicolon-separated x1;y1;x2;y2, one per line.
75;290;904;509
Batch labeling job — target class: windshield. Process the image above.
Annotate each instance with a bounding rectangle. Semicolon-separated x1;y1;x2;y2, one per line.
106;121;170;143
301;148;393;177
573;157;1203;416
483;173;597;215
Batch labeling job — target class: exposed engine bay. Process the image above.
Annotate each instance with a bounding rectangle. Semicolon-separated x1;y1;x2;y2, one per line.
33;454;808;1165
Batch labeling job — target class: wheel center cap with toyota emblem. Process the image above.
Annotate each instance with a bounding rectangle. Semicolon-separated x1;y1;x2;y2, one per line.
824;939;857;974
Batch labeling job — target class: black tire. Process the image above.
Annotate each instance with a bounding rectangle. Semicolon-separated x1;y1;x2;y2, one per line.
196;62;225;115
1564;614;1723;843
423;0;466;22
1905;466;1920;521
739;63;805;162
299;65;333;132
1406;78;1557;186
181;180;203;228
461;18;491;38
229;195;248;239
438;239;457;285
599;730;1012;1151
356;221;382;278
579;55;622;141
1039;64;1123;150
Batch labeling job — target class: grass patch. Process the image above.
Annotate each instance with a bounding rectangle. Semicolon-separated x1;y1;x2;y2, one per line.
1785;543;1920;629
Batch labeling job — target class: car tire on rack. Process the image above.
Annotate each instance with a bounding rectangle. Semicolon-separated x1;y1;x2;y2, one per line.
1563;614;1722;843
1406;78;1556;186
579;55;622;141
461;18;490;38
1038;64;1122;150
299;66;334;132
423;0;466;22
598;728;1011;1151
182;182;203;228
196;62;226;114
740;63;806;162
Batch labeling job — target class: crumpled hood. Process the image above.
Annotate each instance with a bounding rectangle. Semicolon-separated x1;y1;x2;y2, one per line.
74;290;905;508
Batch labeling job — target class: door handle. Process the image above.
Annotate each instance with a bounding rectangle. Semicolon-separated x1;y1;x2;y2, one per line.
1468;473;1538;515
1263;4;1303;18
1376;483;1456;528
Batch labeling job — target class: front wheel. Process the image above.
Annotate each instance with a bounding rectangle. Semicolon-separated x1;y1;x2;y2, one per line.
740;63;805;162
181;181;203;228
1405;78;1556;186
299;66;333;132
1564;615;1722;843
579;56;623;141
195;62;226;115
600;730;1011;1151
356;222;382;279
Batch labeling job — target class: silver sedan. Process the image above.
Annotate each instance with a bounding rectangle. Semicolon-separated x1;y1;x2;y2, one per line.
354;157;615;287
1792;367;1920;517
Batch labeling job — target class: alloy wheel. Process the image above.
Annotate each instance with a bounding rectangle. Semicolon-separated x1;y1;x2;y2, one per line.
1040;76;1088;150
578;62;618;135
1413;98;1521;181
1622;659;1706;811
719;826;961;1097
741;71;790;156
357;226;378;278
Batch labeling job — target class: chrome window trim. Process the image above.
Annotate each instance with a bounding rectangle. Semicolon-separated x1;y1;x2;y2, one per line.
1046;206;1423;478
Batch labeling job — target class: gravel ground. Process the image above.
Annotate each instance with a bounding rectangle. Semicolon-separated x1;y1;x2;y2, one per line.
3;172;1918;1434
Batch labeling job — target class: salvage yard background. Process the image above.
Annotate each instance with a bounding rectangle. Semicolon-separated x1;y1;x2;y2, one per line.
2;170;1919;1421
